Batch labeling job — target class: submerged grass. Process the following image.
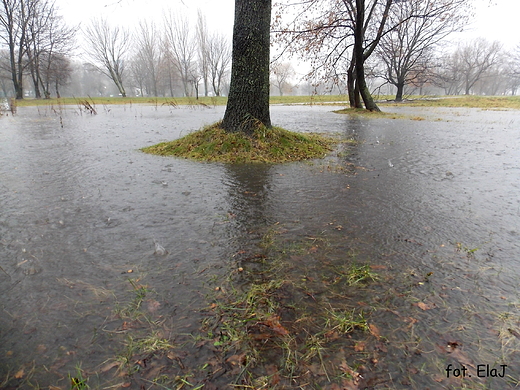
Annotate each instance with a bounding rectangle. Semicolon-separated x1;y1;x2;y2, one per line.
196;226;380;388
141;121;336;163
5;225;518;389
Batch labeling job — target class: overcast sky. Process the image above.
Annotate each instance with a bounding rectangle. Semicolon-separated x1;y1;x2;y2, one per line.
56;0;519;51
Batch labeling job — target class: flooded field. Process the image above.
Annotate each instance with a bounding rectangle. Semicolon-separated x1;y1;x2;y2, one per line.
1;103;519;389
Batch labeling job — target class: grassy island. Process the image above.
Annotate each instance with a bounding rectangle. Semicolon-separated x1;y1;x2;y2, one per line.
141;122;336;163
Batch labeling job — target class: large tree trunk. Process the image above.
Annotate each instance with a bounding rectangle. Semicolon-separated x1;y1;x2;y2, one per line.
347;55;362;108
222;0;272;135
395;80;404;102
354;0;380;112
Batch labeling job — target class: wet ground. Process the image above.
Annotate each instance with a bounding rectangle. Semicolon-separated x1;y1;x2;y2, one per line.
1;102;519;389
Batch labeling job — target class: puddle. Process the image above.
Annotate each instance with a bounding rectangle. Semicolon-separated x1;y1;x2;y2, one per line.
1;104;519;389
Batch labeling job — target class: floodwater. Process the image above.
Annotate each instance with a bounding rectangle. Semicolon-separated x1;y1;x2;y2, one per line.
1;102;519;389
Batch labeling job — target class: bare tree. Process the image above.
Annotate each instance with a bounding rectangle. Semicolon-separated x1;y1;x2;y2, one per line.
131;20;162;97
163;12;196;97
0;49;13;96
83;18;130;97
27;4;76;99
376;0;468;101
505;43;520;95
1;0;36;99
274;0;394;111
270;61;294;96
456;38;502;95
44;53;71;98
206;31;231;96
432;39;503;95
0;0;74;99
196;10;209;97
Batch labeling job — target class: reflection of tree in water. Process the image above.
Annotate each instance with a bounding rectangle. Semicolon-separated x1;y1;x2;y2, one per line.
222;164;273;235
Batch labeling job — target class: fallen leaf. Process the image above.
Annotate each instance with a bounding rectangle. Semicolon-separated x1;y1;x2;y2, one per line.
324;330;340;341
265;364;280;386
99;361;120;373
36;344;47;354
262;316;289;336
354;342;365;352
369;324;380;338
375;342;388;352
417;302;431;310
226;353;246;366
14;369;24;379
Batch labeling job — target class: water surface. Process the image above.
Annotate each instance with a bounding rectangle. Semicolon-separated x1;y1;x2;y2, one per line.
1;103;519;388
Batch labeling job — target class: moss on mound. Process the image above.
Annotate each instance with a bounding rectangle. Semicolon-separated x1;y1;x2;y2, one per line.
141;122;336;163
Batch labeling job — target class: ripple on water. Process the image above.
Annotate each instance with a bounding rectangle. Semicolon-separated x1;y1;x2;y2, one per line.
1;105;519;388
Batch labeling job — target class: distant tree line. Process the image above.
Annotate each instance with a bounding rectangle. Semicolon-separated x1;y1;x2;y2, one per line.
2;0;519;101
82;12;231;99
0;2;232;100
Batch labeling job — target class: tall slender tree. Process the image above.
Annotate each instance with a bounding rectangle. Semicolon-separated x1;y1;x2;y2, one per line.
207;32;231;96
163;12;196;97
221;0;272;134
1;0;34;99
84;18;130;97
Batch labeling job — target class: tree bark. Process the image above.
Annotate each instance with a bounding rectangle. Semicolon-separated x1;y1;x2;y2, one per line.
354;0;380;112
395;80;404;101
222;0;272;135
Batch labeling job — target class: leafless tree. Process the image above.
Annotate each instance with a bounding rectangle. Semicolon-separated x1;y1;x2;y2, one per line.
274;0;395;111
0;49;13;96
163;12;196;97
0;0;74;99
27;4;76;98
83;18;131;97
196;10;209;96
206;31;230;96
433;39;503;95
270;61;294;96
504;43;520;95
44;53;71;98
458;38;502;95
131;20;163;96
376;0;468;101
1;0;37;98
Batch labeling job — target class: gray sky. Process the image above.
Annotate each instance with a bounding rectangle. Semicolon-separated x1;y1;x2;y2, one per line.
57;0;234;37
56;0;519;51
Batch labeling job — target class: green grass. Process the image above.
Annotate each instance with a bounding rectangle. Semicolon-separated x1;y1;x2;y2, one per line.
11;94;520;109
8;94;520;109
141;121;336;163
333;107;409;119
379;95;520;109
